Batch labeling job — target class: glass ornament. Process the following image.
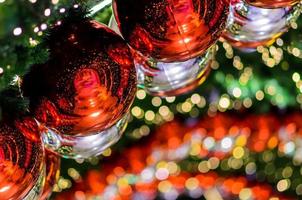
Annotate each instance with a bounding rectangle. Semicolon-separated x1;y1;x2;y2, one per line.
112;0;228;96
109;16;215;97
113;0;229;62
222;0;302;50
0;120;45;200
245;0;300;8
22;20;136;158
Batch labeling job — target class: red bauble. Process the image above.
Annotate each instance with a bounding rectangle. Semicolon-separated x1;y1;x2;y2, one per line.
113;0;229;62
0;120;44;200
245;0;299;8
22;21;137;136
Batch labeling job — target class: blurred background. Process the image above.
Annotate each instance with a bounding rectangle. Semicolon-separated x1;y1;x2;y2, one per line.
1;0;302;199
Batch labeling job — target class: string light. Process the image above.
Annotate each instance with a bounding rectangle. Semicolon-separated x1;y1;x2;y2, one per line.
40;23;47;30
56;113;302;199
59;8;66;13
33;27;39;33
13;27;22;36
51;0;59;4
44;8;51;16
136;89;146;100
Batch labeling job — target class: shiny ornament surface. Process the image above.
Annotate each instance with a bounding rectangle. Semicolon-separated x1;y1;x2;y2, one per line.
41;114;129;158
22;20;136;136
245;0;300;8
40;152;60;200
113;0;229;62
135;46;214;96
0;120;45;200
222;0;301;49
109;15;214;97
